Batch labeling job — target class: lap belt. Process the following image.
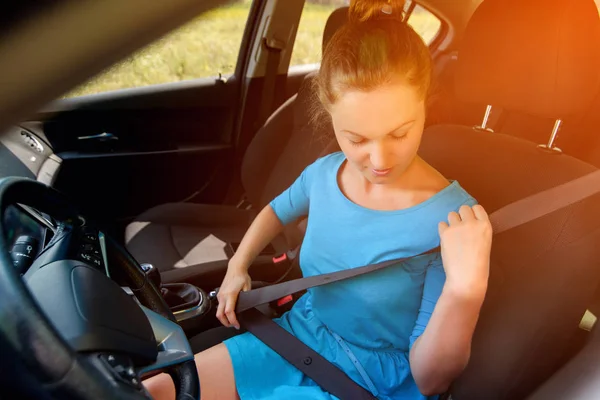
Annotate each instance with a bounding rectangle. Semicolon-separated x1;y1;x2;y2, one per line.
236;169;600;399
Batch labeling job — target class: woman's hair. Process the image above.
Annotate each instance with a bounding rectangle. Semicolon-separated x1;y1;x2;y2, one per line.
314;0;433;117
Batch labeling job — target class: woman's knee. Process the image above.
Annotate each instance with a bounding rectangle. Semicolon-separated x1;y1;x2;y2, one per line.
143;343;238;400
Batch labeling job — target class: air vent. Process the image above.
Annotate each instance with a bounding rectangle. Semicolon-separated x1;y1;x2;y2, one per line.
20;130;44;153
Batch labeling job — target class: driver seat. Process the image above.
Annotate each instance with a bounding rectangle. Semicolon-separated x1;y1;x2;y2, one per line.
124;8;347;289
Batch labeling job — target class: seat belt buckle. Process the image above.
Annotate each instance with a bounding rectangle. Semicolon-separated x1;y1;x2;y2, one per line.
273;253;288;264
273;246;299;265
276;295;293;307
274;245;299;262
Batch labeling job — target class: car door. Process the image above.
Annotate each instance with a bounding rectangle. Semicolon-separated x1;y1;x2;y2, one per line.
22;0;261;227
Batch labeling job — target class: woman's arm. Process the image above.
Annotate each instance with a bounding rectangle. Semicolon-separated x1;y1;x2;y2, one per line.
229;204;285;271
409;204;492;395
216;156;316;328
216;204;285;328
409;281;486;395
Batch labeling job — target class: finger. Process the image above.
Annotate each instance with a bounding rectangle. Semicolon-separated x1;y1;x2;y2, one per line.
447;211;461;225
472;204;490;221
225;297;240;330
216;291;232;327
438;221;449;236
458;205;476;221
216;299;230;327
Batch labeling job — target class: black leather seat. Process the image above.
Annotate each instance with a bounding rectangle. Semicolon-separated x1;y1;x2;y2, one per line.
125;8;348;289
417;0;600;398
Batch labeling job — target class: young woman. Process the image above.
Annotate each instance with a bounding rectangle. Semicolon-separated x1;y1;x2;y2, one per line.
146;0;492;398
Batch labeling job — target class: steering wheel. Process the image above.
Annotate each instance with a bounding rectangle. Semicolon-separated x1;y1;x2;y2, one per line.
0;177;199;400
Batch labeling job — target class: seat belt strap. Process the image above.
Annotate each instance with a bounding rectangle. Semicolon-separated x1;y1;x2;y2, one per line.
255;36;284;131
237;248;438;313
236;308;377;400
238;168;600;312
237;168;600;399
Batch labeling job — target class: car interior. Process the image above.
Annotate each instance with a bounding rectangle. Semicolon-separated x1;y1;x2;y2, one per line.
3;0;600;399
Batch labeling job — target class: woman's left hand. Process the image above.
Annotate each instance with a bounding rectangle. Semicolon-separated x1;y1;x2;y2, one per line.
438;204;493;296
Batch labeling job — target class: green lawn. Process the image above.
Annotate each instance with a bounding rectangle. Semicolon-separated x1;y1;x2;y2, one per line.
65;2;440;98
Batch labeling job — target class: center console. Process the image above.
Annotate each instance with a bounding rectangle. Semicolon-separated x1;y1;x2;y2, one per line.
141;263;218;336
163;283;210;322
139;247;300;338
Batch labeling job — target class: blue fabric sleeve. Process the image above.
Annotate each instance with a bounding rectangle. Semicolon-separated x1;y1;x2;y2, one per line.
407;196;478;350
269;162;316;225
408;255;446;350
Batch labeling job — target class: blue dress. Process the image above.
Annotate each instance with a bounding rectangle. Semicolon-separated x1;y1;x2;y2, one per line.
224;152;476;399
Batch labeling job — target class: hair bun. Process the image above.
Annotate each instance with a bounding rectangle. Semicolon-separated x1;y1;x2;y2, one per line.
348;0;406;23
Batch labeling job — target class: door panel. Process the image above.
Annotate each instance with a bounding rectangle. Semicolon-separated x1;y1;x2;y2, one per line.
54;144;232;221
37;77;240;226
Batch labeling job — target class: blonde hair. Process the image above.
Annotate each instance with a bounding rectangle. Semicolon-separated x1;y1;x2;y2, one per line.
316;0;433;112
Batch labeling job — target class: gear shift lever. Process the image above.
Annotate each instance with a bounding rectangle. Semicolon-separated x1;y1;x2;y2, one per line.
140;263;210;321
141;263;161;289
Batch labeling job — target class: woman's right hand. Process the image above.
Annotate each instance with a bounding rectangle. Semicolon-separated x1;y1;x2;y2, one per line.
216;262;252;330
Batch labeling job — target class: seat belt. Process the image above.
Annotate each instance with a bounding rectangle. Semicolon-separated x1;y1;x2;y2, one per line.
255;36;285;131
234;36;284;209
236;168;600;399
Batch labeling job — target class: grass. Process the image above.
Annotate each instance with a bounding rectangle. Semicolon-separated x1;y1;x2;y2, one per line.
65;2;441;98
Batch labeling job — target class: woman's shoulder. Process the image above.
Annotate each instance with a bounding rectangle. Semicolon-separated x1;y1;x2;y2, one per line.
418;159;477;208
446;180;477;207
303;151;345;177
313;151;345;168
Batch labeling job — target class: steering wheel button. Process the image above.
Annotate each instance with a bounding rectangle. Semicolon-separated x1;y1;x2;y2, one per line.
80;252;102;268
101;354;120;368
80;244;101;258
84;233;98;242
81;243;94;251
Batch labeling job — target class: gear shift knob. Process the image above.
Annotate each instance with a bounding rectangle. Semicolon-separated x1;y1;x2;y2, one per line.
141;263;161;289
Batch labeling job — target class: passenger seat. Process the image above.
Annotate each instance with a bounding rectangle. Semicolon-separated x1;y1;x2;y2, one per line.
418;0;600;399
124;8;348;289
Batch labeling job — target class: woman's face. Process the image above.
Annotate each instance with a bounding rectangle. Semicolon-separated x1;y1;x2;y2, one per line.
329;82;426;185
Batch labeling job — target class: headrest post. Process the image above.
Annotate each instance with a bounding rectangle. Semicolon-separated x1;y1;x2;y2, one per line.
537;119;563;154
473;105;494;132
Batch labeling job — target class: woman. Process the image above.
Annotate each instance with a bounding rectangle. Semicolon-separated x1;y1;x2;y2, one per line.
146;0;492;398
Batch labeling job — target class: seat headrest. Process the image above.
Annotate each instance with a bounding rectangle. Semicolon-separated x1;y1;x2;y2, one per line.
322;7;348;56
455;0;600;120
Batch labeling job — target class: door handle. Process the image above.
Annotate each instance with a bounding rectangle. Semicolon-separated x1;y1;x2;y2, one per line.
77;132;118;141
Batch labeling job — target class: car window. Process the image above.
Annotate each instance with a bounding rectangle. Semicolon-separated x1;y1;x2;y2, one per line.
289;0;443;72
65;0;253;98
406;3;442;45
289;0;350;71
